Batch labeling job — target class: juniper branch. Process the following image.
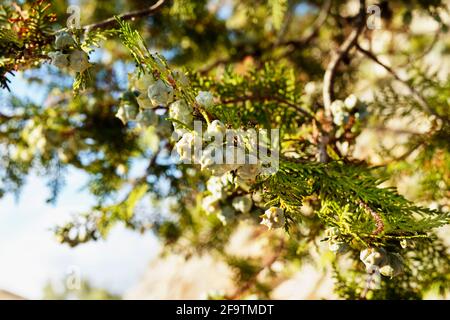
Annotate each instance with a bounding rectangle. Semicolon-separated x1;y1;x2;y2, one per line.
278;0;331;48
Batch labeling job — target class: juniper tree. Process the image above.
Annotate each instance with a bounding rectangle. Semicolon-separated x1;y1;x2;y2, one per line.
0;0;449;299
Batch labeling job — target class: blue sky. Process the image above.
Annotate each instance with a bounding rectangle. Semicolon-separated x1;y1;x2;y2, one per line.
0;74;159;299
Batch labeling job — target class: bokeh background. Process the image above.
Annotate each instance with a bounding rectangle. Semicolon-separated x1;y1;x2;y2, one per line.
0;0;449;299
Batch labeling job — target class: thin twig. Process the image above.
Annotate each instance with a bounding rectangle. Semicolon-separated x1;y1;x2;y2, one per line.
278;0;332;49
0;113;12;121
323;0;366;116
221;95;315;120
226;239;285;300
358;200;384;235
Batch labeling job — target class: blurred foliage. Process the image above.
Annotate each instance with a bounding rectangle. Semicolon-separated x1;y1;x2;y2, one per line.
0;0;449;300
